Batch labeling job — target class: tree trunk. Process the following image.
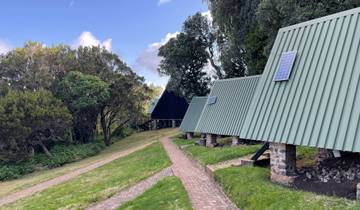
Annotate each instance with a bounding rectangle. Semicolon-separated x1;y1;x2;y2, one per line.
39;142;52;157
100;109;111;146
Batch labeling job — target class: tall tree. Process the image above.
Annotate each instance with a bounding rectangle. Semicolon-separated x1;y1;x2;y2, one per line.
57;71;110;144
158;33;210;101
208;0;260;76
100;72;150;146
183;12;222;78
257;0;360;56
0;42;76;92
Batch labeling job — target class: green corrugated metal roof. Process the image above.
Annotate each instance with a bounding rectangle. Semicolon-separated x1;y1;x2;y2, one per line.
240;7;360;152
180;96;207;132
148;98;159;114
195;76;260;135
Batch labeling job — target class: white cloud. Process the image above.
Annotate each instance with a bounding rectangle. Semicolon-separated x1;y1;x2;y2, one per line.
72;31;112;51
158;0;172;6
0;40;12;55
135;32;179;73
201;11;213;23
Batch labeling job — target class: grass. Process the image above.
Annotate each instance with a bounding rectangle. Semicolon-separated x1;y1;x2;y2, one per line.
172;137;261;165
0;128;178;198
296;146;318;167
215;167;359;210
3;142;171;210
118;176;193;210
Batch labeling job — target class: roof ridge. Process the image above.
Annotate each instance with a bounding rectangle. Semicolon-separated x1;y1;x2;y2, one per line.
280;6;360;32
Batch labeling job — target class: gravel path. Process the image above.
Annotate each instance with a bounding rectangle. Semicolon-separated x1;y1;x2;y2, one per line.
0;141;156;207
87;167;173;210
161;137;239;210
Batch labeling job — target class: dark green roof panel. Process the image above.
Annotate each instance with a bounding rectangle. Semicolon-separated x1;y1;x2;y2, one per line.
240;7;360;152
180;96;207;132
195;76;260;136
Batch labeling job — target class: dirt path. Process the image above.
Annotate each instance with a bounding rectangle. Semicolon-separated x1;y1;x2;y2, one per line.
161;137;238;210
87;167;173;210
0;141;156;207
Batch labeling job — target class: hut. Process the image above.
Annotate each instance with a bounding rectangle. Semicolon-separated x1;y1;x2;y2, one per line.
237;7;360;185
179;96;207;139
195;76;261;147
150;89;188;129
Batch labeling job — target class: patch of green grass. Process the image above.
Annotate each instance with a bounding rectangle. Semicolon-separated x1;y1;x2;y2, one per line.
0;128;178;198
297;146;318;167
172;137;261;165
3;143;171;210
118;176;193;210
172;138;198;147
215;167;359;210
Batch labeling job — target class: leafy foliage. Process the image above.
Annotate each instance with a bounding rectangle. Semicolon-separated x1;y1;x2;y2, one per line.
58;71;110;143
0;140;105;181
158;32;210;101
0;90;72;163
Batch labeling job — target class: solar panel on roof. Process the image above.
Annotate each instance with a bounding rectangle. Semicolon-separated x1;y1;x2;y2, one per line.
274;51;297;82
207;96;217;105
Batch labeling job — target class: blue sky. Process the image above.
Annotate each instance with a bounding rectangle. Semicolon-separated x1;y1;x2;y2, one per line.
0;0;208;87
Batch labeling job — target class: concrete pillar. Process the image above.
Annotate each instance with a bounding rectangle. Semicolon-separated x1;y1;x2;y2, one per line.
232;136;242;146
357;183;360;201
270;143;297;186
172;120;176;128
206;133;217;148
186;132;194;139
152;120;157;130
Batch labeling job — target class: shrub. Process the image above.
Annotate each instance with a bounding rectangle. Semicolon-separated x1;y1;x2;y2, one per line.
0;140;105;181
0;90;72;163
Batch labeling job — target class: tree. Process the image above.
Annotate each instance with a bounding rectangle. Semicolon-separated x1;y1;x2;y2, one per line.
158;33;210;101
100;72;151;146
57;71;110;143
256;0;360;56
0;90;72;163
183;12;222;78
0;42;76;92
208;0;260;76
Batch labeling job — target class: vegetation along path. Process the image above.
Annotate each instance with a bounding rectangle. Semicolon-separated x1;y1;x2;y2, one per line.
161;137;238;210
0;141;156;207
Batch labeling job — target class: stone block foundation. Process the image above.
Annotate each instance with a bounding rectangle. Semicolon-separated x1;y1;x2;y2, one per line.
206;134;217;148
231;136;245;146
270;143;297;186
186;132;194;140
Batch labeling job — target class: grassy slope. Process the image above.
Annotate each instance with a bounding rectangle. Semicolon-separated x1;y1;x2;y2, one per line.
118;176;193;210
3;143;171;210
0;128;178;198
215;167;359;210
173;137;261;165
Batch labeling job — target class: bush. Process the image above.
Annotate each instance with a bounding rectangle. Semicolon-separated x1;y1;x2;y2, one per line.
34;141;105;168
0;163;36;181
0;90;72;163
112;127;135;140
0;140;105;181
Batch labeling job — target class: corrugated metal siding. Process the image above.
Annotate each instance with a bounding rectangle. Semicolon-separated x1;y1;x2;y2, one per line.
180;97;207;132
195;76;260;136
240;7;360;152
